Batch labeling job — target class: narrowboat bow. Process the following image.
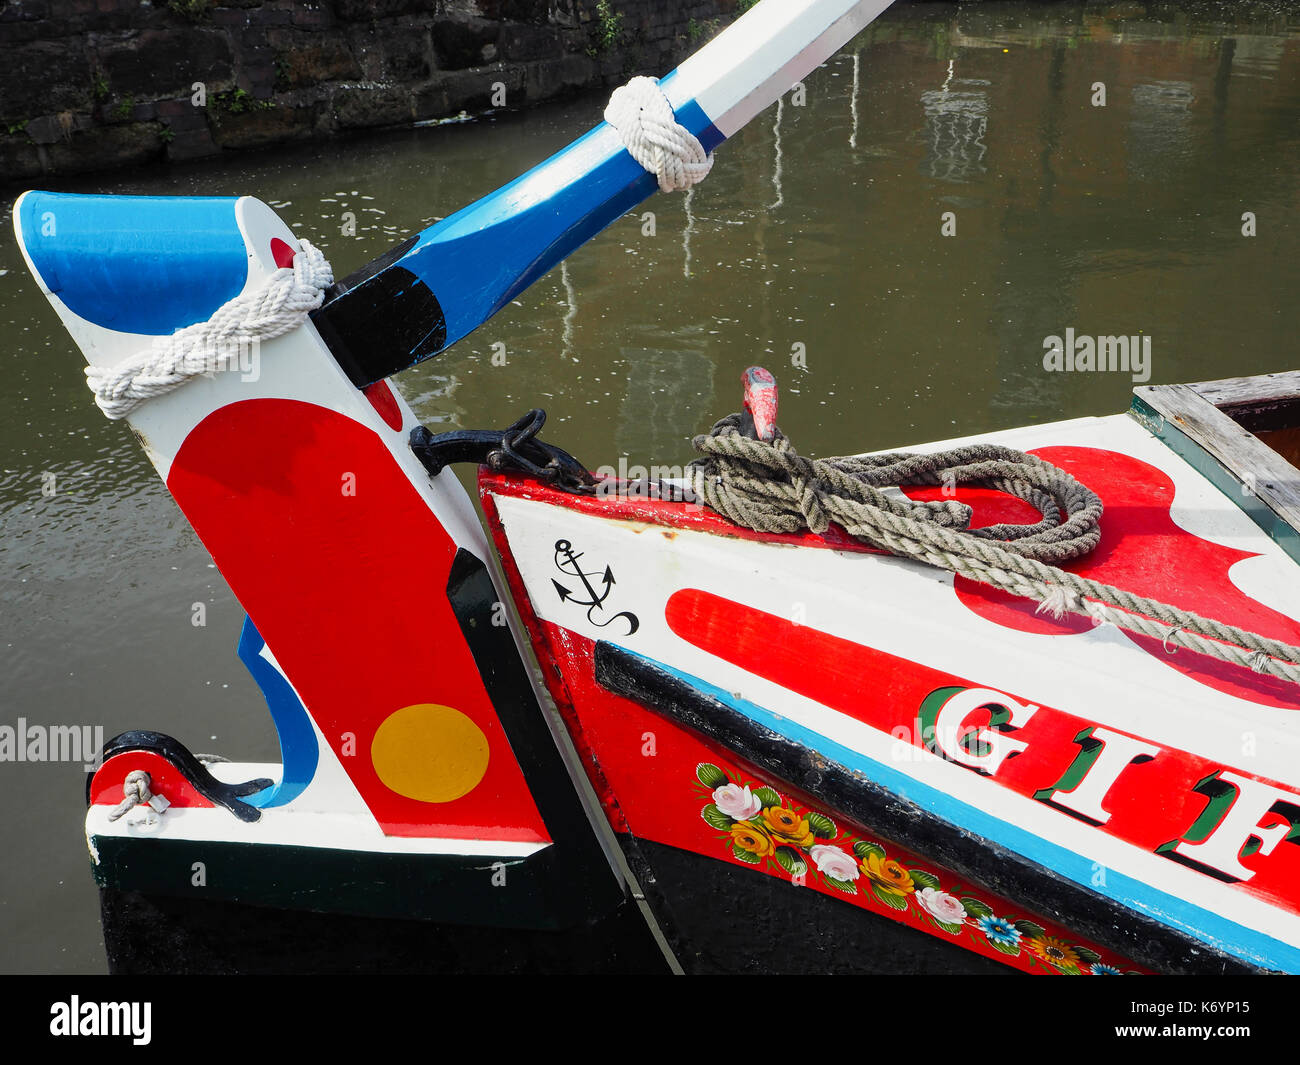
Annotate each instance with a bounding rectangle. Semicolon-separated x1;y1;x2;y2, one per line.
12;0;1300;975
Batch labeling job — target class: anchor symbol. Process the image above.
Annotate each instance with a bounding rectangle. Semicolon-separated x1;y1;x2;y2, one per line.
551;539;640;636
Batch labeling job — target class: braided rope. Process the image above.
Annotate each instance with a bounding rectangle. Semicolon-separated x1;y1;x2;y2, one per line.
688;414;1300;686
85;239;333;420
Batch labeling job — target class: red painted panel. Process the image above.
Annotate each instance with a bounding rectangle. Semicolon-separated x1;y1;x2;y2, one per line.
905;447;1300;709
90;752;215;809
665;588;1300;914
168;399;548;842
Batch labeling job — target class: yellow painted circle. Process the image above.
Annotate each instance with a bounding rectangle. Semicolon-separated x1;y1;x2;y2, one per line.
370;704;489;803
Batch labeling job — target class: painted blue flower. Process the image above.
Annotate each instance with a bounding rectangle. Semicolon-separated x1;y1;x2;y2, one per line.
976;915;1022;947
1089;963;1122;975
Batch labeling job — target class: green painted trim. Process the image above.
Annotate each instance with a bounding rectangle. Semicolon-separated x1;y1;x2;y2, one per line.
88;834;608;929
1129;396;1300;567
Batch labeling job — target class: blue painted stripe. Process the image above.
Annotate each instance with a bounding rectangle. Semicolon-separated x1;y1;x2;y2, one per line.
382;76;723;358
17;191;248;336
236;617;319;808
626;648;1300;972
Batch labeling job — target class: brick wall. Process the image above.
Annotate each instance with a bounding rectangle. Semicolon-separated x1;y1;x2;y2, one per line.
0;0;742;181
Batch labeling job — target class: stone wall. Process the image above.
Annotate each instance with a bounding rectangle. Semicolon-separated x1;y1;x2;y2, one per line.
0;0;743;182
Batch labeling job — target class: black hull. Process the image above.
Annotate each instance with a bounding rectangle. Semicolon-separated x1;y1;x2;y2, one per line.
100;837;1011;975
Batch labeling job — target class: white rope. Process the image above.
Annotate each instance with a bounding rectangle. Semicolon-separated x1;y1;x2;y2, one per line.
605;76;714;193
86;239;334;420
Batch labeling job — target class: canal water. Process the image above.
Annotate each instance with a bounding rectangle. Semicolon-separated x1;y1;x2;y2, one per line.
2;1;1299;972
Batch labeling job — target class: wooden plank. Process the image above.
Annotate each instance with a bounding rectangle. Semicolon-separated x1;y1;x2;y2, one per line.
1189;372;1300;432
1132;383;1300;563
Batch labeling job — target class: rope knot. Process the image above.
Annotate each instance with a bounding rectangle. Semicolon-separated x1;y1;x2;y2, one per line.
605;76;713;193
107;770;154;822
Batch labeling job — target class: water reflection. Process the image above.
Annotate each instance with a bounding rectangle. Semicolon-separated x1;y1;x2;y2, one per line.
920;66;990;182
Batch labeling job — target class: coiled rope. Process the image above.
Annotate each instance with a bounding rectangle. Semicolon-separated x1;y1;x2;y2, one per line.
688;413;1300;686
86;239;333;419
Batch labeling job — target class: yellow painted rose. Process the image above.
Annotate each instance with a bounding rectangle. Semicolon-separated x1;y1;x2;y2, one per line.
861;852;915;896
760;807;815;848
731;822;773;857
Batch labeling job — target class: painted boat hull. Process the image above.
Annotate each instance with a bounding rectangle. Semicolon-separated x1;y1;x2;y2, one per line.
481;408;1300;975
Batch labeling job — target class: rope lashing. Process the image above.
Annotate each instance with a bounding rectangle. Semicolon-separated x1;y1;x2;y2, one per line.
107;770;156;822
688;414;1300;687
86;239;334;419
605;76;714;193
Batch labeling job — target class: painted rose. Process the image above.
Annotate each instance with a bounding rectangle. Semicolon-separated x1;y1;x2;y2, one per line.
809;844;859;882
731;823;773;857
761;806;815;848
861;852;915;896
713;783;763;821
915;887;966;927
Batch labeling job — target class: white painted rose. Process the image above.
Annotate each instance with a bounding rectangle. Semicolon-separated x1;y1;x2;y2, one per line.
713;783;762;821
809;844;859;882
916;886;967;926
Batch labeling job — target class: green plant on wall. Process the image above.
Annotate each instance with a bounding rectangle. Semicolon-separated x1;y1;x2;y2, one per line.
596;0;623;52
92;74;109;101
113;96;134;120
215;88;275;115
167;0;212;21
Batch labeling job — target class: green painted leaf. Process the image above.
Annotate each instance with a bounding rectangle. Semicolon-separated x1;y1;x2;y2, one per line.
824;876;858;895
991;938;1021;956
773;846;807;876
909;869;941;891
701;804;734;832
696;763;727;789
961;897;993;919
753;786;783;808
732;843;761;864
935;920;964;935
1014;920;1046;939
853;840;886;860
807;811;836;839
872;884;909;910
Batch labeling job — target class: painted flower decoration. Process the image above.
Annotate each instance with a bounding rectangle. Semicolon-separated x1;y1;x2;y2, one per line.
809;844;859;883
693;764;1130;975
761;806;815;848
860;852;915;896
976;915;1022;948
1027;935;1081;968
915;887;967;928
730;822;773;858
713;783;763;821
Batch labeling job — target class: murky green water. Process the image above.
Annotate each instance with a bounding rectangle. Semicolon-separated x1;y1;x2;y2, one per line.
2;1;1299;971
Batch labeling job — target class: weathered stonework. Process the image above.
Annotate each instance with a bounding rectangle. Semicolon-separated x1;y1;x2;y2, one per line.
0;0;744;183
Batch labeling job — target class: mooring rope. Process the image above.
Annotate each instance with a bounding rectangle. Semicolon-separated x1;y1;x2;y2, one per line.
605;76;714;193
688;413;1300;686
86;239;333;420
107;770;155;822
